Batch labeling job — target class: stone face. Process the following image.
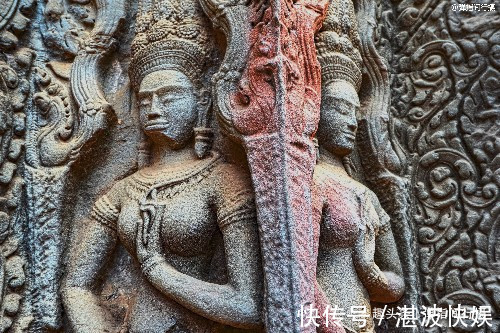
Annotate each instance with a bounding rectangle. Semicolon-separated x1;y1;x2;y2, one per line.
0;0;497;332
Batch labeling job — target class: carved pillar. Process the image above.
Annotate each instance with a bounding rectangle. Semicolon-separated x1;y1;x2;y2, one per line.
201;1;328;332
24;0;125;329
0;53;32;333
1;1;35;331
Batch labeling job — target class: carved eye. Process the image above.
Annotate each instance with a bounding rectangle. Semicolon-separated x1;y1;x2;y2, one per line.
336;101;355;116
160;95;179;104
140;98;151;107
336;105;350;116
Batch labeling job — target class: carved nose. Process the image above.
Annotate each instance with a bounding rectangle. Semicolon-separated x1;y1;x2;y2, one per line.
147;95;162;121
348;123;357;132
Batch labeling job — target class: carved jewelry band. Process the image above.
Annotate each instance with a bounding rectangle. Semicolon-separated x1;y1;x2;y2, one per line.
141;253;165;277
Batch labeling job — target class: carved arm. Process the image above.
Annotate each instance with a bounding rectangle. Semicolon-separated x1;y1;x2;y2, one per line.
352;230;405;303
140;217;262;329
61;217;118;333
372;226;406;303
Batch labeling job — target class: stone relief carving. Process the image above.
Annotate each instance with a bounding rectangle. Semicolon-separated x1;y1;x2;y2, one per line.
24;0;126;329
313;1;404;332
0;0;34;50
62;0;262;332
0;0;497;332
353;1;422;331
39;0;94;57
0;52;32;333
377;0;500;331
1;1;34;331
201;1;330;331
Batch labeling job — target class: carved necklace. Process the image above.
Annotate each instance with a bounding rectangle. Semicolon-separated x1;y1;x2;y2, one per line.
138;151;221;203
136;152;222;246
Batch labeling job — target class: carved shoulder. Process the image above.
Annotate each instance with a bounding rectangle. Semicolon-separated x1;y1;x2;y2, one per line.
313;162;366;196
90;177;129;232
211;162;256;231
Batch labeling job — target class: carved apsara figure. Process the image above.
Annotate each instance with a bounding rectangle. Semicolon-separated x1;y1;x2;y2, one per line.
313;1;405;332
61;1;262;332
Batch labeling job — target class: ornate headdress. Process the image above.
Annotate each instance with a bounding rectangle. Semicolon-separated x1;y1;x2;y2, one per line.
129;0;213;90
131;0;215;159
315;0;363;92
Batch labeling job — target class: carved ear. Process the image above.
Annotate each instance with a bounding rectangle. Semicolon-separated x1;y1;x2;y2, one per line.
313;137;320;163
194;127;214;159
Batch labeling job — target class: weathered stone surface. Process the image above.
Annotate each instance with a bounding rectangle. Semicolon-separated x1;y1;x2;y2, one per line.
0;0;497;332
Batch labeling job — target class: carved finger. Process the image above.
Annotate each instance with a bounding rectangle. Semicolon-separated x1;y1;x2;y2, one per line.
141;204;156;245
365;227;376;259
354;228;373;268
149;205;166;252
135;215;146;263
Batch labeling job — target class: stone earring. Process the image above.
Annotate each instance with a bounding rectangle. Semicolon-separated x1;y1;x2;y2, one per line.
342;155;356;177
194;127;214;158
194;88;213;159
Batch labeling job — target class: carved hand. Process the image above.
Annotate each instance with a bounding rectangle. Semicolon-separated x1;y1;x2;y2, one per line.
353;225;376;269
353;225;405;303
136;204;165;271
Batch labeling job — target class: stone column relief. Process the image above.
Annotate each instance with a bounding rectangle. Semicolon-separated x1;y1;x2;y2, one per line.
0;0;497;332
200;1;331;332
25;0;126;330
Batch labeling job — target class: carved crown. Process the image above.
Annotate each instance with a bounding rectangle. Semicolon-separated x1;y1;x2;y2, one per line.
129;0;212;89
315;0;363;91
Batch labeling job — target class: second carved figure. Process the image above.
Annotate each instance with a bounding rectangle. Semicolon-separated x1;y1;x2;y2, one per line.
314;1;405;332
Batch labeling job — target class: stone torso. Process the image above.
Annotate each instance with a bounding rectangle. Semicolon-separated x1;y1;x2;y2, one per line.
313;161;386;333
118;162;220;278
91;153;255;332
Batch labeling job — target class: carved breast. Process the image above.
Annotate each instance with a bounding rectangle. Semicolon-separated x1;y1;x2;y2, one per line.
116;160;221;262
158;190;217;257
117;183;218;258
313;163;364;249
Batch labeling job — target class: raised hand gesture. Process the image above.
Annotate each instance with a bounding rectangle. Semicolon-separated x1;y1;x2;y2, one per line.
136;202;165;274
